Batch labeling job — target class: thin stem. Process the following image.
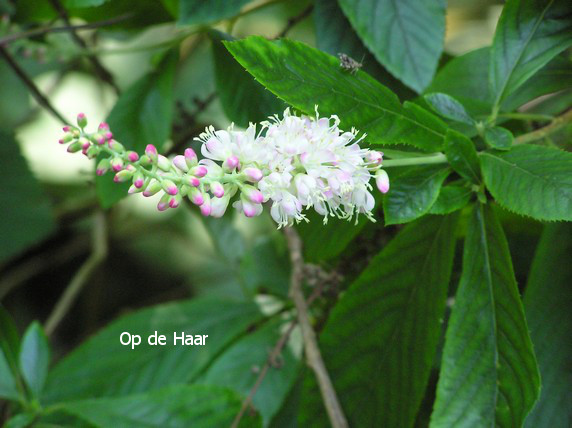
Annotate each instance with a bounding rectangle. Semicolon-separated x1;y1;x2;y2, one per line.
515;109;572;145
382;153;447;168
0;46;69;124
0;14;133;46
45;211;108;336
283;227;349;428
48;0;120;94
275;5;314;38
495;112;554;122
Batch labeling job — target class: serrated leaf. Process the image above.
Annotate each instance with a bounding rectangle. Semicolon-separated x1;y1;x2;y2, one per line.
425;93;475;125
383;164;450;225
60;384;261;427
178;0;253;26
429;182;473;215
200;318;300;425
480;145;572;221
19;322;50;398
337;0;446;92
301;214;459;427
210;31;285;128
524;222;572;427
43;298;265;403
484;126;513;150
431;204;540;427
96;50;178;209
224;36;447;152
490;0;572;107
444;129;481;184
0;131;55;263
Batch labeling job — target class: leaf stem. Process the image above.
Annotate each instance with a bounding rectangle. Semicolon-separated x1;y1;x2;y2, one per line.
383;153;447;168
496;112;554;122
515;109;572;145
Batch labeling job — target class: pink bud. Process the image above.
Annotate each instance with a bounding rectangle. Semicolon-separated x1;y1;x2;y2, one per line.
242;185;264;204
366;151;383;165
162;180;178;196
157;194;170;211
157;155;171;172
145;144;158;161
104;132;113;141
143;181;162;197
58;139;65;145
224;155;239;170
62;126;71;132
77;112;87;128
67;141;82;153
210;181;224;198
169;195;181;209
172;155;189;172
110;157;123;172
96;159;110;176
200;194;211;216
98;122;109;131
191;165;208;178
244;167;263;182
242;200;262;218
375;169;390;193
133;172;145;188
187;176;200;187
189;188;204;206
184;148;197;167
127;151;139;162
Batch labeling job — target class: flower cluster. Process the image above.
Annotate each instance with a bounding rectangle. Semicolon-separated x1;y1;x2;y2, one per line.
58;109;390;227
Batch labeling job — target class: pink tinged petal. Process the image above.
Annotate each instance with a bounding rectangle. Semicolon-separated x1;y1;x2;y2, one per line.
200;194;212;216
211;195;230;217
375;169;390;193
244;167;263;182
172;155;189;172
211;181;224;198
242;200;261;218
243;186;264;204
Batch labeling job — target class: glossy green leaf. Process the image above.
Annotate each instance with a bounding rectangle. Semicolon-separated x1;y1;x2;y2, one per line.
429;182;473;215
225;36;447;152
524;222;572;427
0;131;55;263
60;384;261;427
338;0;446;92
301;214;459;427
444;129;480;184
425;93;475;125
0;349;19;400
490;0;572;106
19;322;50;398
43;298;265;403
313;0;415;100
211;31;285;128
480;145;572;221
96;50;178;209
383;165;450;225
240;237;290;297
0;306;21;375
431;204;540;427
179;0;253;25
484;126;513;150
200;318;301;425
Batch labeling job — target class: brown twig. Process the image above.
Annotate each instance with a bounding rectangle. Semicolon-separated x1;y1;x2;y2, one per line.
0;14;133;46
0;45;69;124
514;108;572;145
275;5;314;38
283;227;349;428
48;0;120;94
45;211;108;336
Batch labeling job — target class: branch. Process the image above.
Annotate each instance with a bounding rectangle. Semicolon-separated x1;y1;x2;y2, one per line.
45;211;108;336
0;45;69;124
275;5;314;38
515;108;572;145
48;0;121;94
0;14;133;46
283;227;349;428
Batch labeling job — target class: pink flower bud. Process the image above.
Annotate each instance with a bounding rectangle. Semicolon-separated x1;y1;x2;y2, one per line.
86;146;99;159
243;167;263;182
200;194;211;216
61;133;74;144
210;181;224;198
172;155;189;172
191;165;208;178
157;155;171;172
114;168;134;183
98;122;109;131
187;176;200;187
184;148;197;167
189;187;204;206
139;154;152;166
67;141;82;153
92;133;106;145
108;140;124;152
110;157;124;172
133;172;145;188
96;158;111;176
128;184;143;194
241;199;262;218
169;194;182;209
157;194;170;211
162;180;178;195
375;169;390;193
127;151;139;162
104;132;113;141
223;155;239;170
145;144;158;162
77;112;87;128
143;180;162;197
62;126;71;133
242;185;264;204
366;150;383;165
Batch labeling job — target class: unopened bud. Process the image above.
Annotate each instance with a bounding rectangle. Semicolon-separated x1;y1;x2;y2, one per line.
108;140;124;152
77;113;87;128
200;194;212;216
127;151;139;162
223;155;239;171
133;171;145;188
186;176;201;187
242;185;264;204
67;141;83;153
189;187;204;206
157;155;171;172
375;169;390;193
162;179;178;195
96;158;111;176
114;168;134;183
184;148;197;167
138;154;152;166
210;181;224;198
169;194;182;209
98;122;109;131
86;145;100;159
190;165;207;178
243;167;263;182
143;180;161;197
172;155;189;172
110;157;124;172
145;144;158;162
157;193;170;212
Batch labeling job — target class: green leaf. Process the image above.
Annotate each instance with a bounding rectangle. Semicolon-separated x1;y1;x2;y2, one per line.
444;129;481;184
4;414;35;428
425;93;475;125
524;222;572;427
178;0;253;25
224;36;447;152
211;31;285;128
0;349;19;401
200;318;300;425
0;131;55;263
490;0;572;106
480;145;572;221
19;322;50;398
337;0;446;92
96;50;178;209
383;164;450;225
63;0;110;7
431;203;540;427
429;182;473;215
240;237;290;297
43;298;265;403
484;126;513;150
0;306;21;376
60;384;261;427
301;214;459;427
